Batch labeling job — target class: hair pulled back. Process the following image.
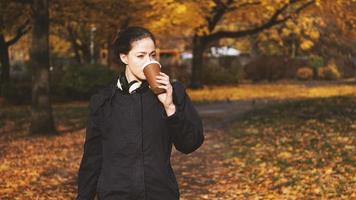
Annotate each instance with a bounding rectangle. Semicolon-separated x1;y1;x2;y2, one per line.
111;26;156;67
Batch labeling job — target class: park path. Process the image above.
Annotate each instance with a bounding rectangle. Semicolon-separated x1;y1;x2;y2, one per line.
170;99;282;199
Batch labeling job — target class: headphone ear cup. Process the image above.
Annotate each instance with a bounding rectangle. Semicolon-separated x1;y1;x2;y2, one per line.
118;71;143;94
128;81;142;94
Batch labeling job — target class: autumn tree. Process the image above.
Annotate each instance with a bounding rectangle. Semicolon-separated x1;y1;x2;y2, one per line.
144;0;317;88
29;0;56;134
188;0;316;88
0;1;31;87
50;0;152;65
254;14;321;57
254;0;355;61
311;1;356;60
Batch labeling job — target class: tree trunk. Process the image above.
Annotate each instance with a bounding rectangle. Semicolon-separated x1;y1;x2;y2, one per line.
190;34;206;89
30;0;56;135
249;35;260;58
0;34;10;86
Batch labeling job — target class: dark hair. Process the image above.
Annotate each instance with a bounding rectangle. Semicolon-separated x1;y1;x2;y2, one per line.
111;26;156;67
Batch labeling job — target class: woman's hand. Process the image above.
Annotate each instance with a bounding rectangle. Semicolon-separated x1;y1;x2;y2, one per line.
156;72;176;116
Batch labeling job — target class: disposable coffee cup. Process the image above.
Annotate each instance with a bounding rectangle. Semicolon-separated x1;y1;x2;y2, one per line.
142;60;166;95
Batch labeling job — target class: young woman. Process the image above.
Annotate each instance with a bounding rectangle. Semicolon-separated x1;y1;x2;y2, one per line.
76;26;204;200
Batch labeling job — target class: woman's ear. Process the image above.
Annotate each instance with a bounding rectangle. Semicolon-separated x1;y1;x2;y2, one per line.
120;54;128;65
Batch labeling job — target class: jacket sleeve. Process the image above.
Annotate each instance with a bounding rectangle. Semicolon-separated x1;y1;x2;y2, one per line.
164;81;204;154
76;94;103;200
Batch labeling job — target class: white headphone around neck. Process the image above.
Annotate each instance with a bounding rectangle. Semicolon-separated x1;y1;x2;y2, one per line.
117;71;143;94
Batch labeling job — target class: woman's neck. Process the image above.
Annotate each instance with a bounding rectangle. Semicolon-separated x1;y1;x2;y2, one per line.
125;67;141;84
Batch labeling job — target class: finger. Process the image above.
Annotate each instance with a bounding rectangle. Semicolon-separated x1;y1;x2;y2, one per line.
159;72;169;78
156;75;168;80
156;79;170;85
158;85;169;90
159;85;172;93
156;77;169;83
158;82;172;89
156;77;166;81
157;73;168;78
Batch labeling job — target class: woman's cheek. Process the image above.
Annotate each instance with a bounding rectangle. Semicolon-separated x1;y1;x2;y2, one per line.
139;70;146;79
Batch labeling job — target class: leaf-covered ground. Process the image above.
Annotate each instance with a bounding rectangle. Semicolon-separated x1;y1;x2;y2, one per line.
0;82;355;199
0;103;88;199
211;96;355;199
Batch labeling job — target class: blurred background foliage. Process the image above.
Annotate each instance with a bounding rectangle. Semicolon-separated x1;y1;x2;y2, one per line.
0;0;355;133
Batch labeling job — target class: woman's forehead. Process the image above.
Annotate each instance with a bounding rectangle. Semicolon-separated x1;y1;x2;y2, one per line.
131;38;156;53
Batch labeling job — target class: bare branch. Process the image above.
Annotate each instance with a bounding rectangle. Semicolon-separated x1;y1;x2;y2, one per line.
206;0;234;32
206;0;315;43
6;19;31;46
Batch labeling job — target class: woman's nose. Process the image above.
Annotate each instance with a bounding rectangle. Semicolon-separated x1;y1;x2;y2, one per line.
148;55;154;61
144;55;156;63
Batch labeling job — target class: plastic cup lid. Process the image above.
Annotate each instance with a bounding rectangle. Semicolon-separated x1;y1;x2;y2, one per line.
142;60;162;69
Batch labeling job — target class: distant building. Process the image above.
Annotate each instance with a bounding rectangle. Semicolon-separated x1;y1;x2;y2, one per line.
209;46;240;57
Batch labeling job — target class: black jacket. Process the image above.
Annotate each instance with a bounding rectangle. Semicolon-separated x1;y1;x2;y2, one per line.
76;80;204;200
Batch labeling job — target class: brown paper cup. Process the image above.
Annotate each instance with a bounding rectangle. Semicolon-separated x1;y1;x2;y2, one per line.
142;60;165;95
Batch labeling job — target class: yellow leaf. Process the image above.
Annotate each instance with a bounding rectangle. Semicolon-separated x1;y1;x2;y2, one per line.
308;30;320;40
300;39;313;50
281;28;291;37
278;151;292;159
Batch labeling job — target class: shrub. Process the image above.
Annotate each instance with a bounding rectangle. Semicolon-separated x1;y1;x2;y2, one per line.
159;55;244;85
244;56;308;81
332;57;355;78
308;55;325;69
160;57;191;85
1;64;116;104
307;55;325;79
0;81;32;104
51;64;116;100
318;63;341;80
0;62;32;104
202;56;243;85
297;67;314;80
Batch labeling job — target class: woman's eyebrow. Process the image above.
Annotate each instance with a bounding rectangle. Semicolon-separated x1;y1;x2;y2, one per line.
136;50;156;54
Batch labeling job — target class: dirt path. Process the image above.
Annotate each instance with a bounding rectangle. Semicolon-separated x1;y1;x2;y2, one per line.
171;99;281;199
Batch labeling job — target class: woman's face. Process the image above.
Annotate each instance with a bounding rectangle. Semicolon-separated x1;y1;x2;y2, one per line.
120;37;157;80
